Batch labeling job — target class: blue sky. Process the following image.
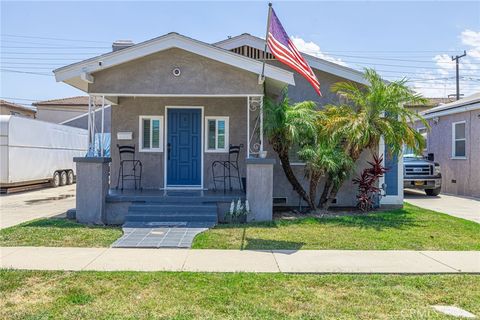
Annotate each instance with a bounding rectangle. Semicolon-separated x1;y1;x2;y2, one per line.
1;1;479;106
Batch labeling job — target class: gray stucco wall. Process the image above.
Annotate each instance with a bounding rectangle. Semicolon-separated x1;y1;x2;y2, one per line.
111;97;247;190
89;48;263;95
97;46;378;207
264;61;374;207
416;109;480;198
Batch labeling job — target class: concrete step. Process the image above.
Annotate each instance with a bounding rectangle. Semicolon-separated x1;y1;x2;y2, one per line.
124;215;217;223
128;204;217;215
124;203;218;225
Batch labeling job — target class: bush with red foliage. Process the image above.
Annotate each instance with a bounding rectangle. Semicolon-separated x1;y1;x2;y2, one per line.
352;153;389;212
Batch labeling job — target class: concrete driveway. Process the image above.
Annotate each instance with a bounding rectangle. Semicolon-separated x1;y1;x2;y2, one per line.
404;189;480;223
0;185;76;229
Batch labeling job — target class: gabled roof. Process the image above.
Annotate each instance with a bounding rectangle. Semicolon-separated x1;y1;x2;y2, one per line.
421;92;480;119
0;99;37;112
54;32;295;92
33;96;102;106
214;33;367;85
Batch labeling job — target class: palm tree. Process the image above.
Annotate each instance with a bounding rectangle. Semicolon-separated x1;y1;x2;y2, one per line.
263;92;318;209
319;68;428;209
298;139;353;210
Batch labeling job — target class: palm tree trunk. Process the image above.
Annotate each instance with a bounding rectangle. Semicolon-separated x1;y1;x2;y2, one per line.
277;148;312;209
323;183;340;210
322;151;362;210
318;175;333;208
308;172;321;210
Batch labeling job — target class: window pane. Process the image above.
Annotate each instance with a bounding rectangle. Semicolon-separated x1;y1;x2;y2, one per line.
217;120;225;149
455;123;465;139
143;119;150;149
218;134;225;149
208;120;216;149
152;119;160;148
455;140;466;157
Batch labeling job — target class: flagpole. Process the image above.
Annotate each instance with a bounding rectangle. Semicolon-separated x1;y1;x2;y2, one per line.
259;2;272;84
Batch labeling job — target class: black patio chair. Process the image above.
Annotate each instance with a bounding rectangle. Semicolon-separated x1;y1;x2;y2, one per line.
212;144;244;193
116;144;142;191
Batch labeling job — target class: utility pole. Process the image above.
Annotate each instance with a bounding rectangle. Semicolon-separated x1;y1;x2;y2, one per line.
451;50;467;100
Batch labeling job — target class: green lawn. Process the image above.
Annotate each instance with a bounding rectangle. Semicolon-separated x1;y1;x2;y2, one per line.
1;270;478;319
0;218;122;247
1;203;478;250
192;203;480;250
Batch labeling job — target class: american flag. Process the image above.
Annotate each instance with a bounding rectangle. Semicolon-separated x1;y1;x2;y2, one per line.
267;8;322;96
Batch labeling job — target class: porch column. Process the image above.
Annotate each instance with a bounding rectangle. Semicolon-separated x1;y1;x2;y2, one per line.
73;157;111;225
246;158;275;221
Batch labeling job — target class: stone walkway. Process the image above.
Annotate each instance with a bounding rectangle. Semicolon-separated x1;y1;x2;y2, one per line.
1;247;479;273
112;226;209;248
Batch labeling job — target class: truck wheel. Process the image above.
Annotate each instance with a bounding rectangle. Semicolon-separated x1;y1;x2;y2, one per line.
425;187;441;196
66;170;74;185
51;171;60;188
60;171;67;186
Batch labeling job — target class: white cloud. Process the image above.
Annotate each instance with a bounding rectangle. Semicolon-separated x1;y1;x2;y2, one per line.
461;29;480;60
411;29;480;98
290;36;348;67
461;29;480;47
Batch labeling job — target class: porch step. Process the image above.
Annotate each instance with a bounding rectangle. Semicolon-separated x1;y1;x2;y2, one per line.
124;203;218;226
129;204;217;214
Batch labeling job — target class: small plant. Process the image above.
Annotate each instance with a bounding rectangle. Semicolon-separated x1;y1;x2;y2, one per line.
224;199;250;223
352;153;388;212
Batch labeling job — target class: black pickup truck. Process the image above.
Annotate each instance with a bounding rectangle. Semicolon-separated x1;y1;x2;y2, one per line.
403;155;442;196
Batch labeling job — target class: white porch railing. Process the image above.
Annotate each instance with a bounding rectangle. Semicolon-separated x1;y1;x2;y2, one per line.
87;94;110;157
247;95;264;158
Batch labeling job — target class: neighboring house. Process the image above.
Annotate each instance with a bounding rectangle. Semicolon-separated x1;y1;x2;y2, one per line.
53;32;403;224
33;96;104;124
0;100;36;118
405;97;452;114
415;92;480;198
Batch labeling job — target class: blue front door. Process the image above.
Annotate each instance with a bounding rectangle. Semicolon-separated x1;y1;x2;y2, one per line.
167;108;202;186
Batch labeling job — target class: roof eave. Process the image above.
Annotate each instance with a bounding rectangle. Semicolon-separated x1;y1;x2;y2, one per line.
214;33;367;85
54;33;295;91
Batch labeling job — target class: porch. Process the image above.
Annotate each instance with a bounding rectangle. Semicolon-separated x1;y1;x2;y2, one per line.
106;189;246;248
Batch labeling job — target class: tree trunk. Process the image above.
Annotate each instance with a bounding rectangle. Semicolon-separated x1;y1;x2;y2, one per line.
277;148;312;209
318;174;333;208
308;172;321;210
322;151;363;210
323;183;340;210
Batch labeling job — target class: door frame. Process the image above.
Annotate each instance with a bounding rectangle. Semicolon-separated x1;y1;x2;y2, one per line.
164;106;204;190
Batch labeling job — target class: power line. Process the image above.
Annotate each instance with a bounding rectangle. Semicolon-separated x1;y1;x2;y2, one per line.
321;49;462;53
1;46;110;49
1;52;104;55
0;97;40;102
1;34;111;44
322;53;479;64
0;68;53;76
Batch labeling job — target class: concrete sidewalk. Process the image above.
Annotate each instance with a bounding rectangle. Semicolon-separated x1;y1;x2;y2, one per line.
1;247;479;273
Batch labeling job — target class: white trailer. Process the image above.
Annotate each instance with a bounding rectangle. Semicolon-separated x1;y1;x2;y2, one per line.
0;115;88;191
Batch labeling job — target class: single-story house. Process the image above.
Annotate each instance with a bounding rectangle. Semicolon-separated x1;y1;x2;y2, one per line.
0;100;36;118
53;32;402;225
404;97;452;114
414;92;480;198
33;96;108;125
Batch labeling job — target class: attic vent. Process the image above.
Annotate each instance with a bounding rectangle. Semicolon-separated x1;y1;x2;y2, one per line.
112;40;134;52
230;45;275;60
